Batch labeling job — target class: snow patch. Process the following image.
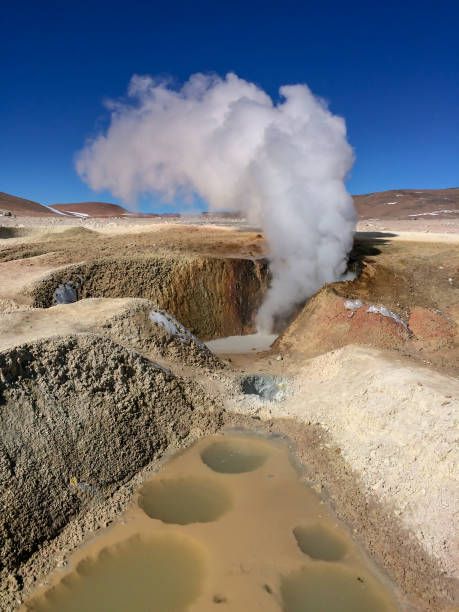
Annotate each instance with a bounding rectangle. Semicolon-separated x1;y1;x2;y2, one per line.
48;207;70;216
408;210;455;217
67;211;90;217
48;207;90;217
384;201;398;206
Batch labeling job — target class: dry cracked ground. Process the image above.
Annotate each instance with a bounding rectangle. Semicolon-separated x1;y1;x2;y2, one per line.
0;216;458;611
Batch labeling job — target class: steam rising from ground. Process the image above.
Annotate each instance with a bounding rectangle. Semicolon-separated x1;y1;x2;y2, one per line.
77;73;356;331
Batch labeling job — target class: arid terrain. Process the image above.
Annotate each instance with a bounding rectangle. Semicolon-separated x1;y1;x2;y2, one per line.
0;193;458;611
354;188;459;220
2;187;458;220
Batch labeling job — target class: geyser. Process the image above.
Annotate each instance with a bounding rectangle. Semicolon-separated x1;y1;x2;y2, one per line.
77;72;356;330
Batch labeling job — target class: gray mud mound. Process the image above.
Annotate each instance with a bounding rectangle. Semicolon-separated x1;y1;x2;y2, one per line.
0;333;222;572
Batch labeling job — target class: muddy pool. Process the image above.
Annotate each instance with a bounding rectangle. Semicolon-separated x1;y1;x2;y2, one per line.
205;332;278;353
21;434;400;611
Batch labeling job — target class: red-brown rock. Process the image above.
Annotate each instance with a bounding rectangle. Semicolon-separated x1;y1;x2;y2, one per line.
409;307;455;348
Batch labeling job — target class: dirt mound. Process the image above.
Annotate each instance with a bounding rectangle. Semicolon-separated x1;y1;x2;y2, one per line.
275;289;410;357
290;233;459;375
0;298;223;369
39;227;97;240
353;187;459;220
275;286;459;377
0;333;222;572
29;256;269;340
0;193;58;217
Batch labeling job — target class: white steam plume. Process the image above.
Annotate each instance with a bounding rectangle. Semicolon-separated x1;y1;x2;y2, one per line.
76;72;356;331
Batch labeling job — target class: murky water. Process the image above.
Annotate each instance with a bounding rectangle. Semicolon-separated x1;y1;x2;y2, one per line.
138;477;232;523
24;534;205;612
281;564;391;612
205;332;278;353
200;437;269;473
292;524;347;562
22;434;399;611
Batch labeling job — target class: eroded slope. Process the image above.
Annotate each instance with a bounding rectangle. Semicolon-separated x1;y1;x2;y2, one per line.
0;333;222;573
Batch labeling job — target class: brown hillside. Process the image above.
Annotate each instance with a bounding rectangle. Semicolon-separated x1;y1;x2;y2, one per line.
51;202;131;217
0;192;58;217
2;188;458;220
353;188;459;220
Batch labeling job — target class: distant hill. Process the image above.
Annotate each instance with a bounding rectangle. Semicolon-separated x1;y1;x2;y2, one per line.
0;195;160;218
353;188;459;220
2;188;458;220
51;202;181;218
50;202;132;217
0;192;58;217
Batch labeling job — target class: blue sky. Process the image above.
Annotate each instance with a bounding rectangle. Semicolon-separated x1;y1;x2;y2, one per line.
1;0;458;212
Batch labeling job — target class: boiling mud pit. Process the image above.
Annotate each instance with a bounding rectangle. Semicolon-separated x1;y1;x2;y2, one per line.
240;374;288;402
22;435;399;612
